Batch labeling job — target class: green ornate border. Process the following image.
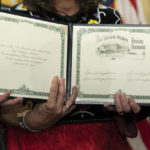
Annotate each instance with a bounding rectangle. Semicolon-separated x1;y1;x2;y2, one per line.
0;15;66;97
76;27;150;100
0;84;48;97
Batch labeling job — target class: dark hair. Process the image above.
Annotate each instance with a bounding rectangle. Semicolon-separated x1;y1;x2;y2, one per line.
23;0;101;13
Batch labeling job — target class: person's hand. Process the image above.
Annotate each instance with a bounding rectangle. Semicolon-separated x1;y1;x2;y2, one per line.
24;76;77;130
104;93;141;138
0;91;23;106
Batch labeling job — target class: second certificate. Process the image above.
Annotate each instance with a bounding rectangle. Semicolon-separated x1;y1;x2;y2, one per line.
72;25;150;104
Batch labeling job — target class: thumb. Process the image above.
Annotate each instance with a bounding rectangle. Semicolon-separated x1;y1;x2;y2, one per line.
0;91;11;104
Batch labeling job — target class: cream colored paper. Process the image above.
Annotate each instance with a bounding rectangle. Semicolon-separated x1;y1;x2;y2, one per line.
0;12;68;99
72;25;150;104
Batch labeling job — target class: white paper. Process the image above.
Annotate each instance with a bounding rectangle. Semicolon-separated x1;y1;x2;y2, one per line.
0;12;68;100
72;25;150;104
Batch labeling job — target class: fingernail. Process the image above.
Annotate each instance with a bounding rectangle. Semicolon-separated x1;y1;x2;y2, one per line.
53;76;59;81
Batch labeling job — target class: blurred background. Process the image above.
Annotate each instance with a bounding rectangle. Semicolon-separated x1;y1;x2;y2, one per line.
103;0;150;24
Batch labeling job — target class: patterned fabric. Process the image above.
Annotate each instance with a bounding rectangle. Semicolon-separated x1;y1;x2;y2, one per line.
14;3;27;11
12;3;122;24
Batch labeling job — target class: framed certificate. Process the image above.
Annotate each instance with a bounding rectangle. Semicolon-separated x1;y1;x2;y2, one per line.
72;25;150;105
0;11;68;100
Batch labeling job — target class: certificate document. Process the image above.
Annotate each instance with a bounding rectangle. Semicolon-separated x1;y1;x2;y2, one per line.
0;12;68;99
0;11;150;105
72;25;150;104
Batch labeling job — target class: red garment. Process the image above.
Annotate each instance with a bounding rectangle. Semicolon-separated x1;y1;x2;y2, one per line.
136;119;150;149
5;122;132;150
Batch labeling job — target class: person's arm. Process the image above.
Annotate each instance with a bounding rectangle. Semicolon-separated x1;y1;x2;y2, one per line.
0;76;77;131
